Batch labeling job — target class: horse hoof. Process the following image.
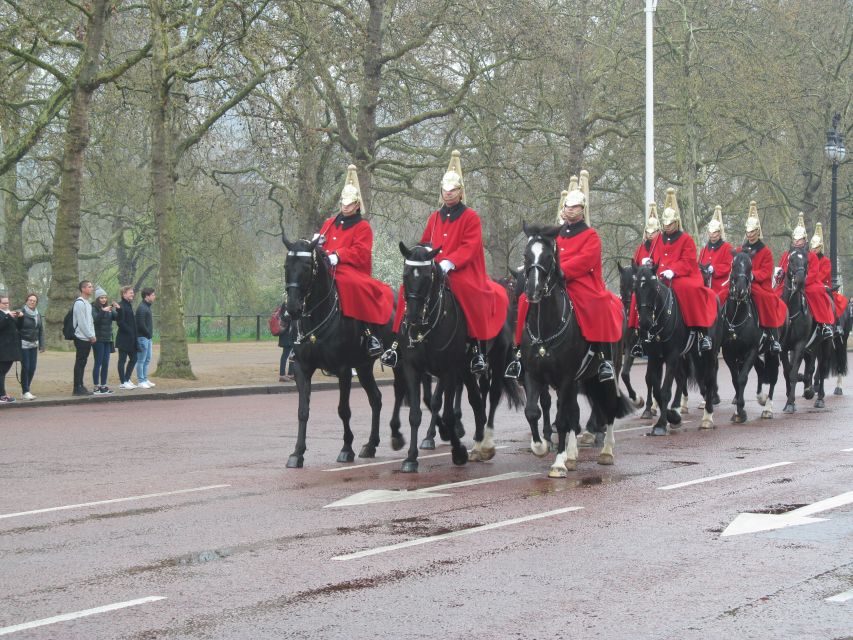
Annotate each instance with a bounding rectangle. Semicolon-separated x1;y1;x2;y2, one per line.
700;418;715;429
548;466;567;478
286;454;304;469
401;460;418;473
468;449;483;462
391;434;406;451
803;388;815;400
680;406;689;415
478;446;496;461
578;432;595;447
648;426;668;436
337;450;355;463
783;403;795;414
419;438;435;450
598;452;614;466
666;409;682;426
452;445;469;466
530;440;549;458
814;398;825;409
729;413;745;424
632;396;644;409
761;409;773;419
834;387;843;396
358;444;376;458
641;409;654;420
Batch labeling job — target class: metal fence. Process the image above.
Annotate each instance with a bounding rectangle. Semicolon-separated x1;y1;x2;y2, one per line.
150;314;277;342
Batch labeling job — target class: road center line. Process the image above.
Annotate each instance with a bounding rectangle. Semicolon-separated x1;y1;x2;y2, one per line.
0;485;231;521
322;447;509;472
826;589;853;603
657;462;793;491
842;448;853;452
0;596;166;636
332;506;582;560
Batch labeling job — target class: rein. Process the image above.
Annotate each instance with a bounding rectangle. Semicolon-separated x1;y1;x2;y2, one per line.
403;260;460;352
287;249;340;344
637;278;676;344
523;243;574;351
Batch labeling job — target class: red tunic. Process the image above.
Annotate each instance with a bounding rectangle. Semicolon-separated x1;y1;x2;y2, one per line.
391;204;508;341
515;224;623;345
699;240;733;302
773;249;835;323
628;239;660;329
651;231;718;327
740;242;787;328
817;253;848;320
319;214;394;325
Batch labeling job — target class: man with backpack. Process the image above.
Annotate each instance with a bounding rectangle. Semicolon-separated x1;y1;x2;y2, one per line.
71;280;96;396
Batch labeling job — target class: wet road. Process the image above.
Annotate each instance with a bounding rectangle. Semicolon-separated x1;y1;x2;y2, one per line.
1;367;851;639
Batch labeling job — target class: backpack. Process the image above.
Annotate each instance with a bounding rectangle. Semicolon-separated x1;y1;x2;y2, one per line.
268;305;282;336
62;301;79;340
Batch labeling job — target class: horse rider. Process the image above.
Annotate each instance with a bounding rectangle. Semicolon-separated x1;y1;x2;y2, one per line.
772;212;835;340
381;150;509;373
739;201;785;352
699;205;733;304
649;189;718;352
810;223;847;327
508;188;623;382
628;203;662;357
314;165;394;356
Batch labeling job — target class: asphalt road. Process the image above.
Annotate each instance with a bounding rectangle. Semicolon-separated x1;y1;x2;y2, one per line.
1;367;851;639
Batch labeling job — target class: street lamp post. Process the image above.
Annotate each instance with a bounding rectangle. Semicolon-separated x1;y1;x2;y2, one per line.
824;113;846;289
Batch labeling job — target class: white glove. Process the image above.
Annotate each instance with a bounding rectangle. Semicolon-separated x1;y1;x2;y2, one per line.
707;265;714;274
660;269;675;280
328;253;339;266
641;257;652;266
312;233;326;246
773;266;783;279
439;259;455;274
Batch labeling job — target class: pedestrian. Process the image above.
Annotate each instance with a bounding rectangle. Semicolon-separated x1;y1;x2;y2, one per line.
0;294;24;403
72;280;97;396
91;287;117;395
278;307;295;382
115;285;138;389
135;287;156;388
18;293;45;400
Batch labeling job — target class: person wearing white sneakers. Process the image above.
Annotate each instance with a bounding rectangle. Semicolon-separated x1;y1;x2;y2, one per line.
114;285;138;390
18;293;45;400
134;287;156;388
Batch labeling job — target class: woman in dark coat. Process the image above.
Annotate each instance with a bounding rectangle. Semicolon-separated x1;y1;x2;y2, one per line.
91;287;118;395
18;292;45;400
0;294;24;403
114;285;138;389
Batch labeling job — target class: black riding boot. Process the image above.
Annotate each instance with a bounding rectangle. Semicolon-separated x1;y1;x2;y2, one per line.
364;326;383;357
504;347;522;379
596;343;615;382
380;340;399;368
767;327;782;353
470;341;486;374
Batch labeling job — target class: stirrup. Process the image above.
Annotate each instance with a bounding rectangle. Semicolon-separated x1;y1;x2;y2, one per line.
770;339;781;353
366;335;383;357
698;335;712;352
470;353;487;374
630;342;645;358
380;342;399;368
598;360;615;382
821;324;833;339
504;359;522;379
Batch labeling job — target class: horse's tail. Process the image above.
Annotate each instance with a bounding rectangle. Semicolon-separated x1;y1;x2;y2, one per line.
757;353;780;386
831;337;848;377
500;375;525;410
580;378;634;422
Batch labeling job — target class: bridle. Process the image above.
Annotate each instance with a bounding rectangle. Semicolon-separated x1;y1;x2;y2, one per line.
402;256;458;349
635;271;676;344
286;248;339;343
524;238;573;350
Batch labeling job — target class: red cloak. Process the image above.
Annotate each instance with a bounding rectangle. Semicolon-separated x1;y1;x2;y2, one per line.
817;253;848;320
651;231;718;328
740;242;787;328
699;240;734;303
773;249;835;324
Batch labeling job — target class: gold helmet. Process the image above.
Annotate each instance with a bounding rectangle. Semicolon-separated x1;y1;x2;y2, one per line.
556;190;569;224
791;212;807;241
810;222;824;252
661;187;681;230
707;205;726;241
744;200;762;239
440;149;465;203
340;164;364;213
645;202;661;238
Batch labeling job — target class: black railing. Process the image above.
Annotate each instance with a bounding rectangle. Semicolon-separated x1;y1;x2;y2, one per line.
150;314;277;343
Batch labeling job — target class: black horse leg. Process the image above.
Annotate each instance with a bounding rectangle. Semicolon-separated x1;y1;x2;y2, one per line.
465;372;492;462
524;373;547;458
335;368;355;463
784;345;804;413
454;383;465;439
444;375;468;466
402;363;426;472
549;379;580;477
287;364;314;468
646;357;667;436
540;390;555;448
387;370;406;451
356;365;384;458
802;351;816;400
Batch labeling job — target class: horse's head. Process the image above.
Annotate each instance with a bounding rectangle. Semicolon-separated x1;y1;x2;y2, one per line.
521;222;562;304
699;262;713;288
283;233;325;319
729;251;753;303
399;242;442;327
617;261;636;309
634;263;660;332
786;248;808;293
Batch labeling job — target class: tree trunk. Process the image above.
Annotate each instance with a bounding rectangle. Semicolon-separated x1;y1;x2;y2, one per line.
0;159;28;301
149;0;195;379
44;0;111;347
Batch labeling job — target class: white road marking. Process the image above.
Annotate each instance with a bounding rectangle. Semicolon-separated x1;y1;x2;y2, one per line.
657;462;793;491
0;485;231;521
332;506;583;560
324;471;537;507
842;448;853;452
722;490;853;537
322;446;509;472
0;596;165;636
826;589;853;603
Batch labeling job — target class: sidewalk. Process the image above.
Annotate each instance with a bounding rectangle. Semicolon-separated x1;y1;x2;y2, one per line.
0;342;393;409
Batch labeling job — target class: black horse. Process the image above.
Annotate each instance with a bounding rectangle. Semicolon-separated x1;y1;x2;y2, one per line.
802;291;849;399
720;251;780;422
519;225;633;477
397;243;522;473
633;264;720;435
616;263;647;414
282;235;404;468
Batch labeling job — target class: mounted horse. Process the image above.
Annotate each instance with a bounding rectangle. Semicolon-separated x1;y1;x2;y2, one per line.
633;263;720;435
519;224;633;477
396;243;522;473
282;235;404;468
720;251;780;422
833;297;853;395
